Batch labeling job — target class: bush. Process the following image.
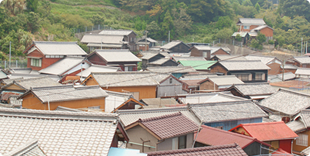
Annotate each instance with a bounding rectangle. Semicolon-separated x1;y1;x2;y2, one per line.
268;39;274;45
235;34;242;42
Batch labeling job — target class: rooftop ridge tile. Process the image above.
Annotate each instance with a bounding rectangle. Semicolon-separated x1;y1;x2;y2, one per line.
139;112;182;122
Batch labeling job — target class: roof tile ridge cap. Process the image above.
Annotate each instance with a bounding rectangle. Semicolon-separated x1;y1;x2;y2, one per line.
243;121;284;126
32;85;73;91
192;100;251;106
140;112;182;122
280;88;310;97
17;76;50;82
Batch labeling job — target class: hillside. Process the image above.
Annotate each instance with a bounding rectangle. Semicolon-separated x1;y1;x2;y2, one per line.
1;0;310;59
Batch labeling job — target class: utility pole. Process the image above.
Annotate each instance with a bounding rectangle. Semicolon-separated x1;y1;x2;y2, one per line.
306;41;308;54
168;31;170;43
301;37;303;55
145;30;148;51
140;138;150;153
9;41;11;68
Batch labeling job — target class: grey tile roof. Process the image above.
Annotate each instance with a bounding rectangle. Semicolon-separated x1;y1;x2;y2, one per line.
268;72;296;83
148;58;173;65
160;41;182;50
141;52;163;60
94;49;141;62
207;75;244;86
294;56;310;64
23;85;108;103
193;45;211;51
212;55;246;61
10;68;33;74
230;83;277;96
141;98;179;109
147;66;196;73
3;139;46;156
90;72;167;87
259;89;310;116
38;57;85;75
238;18;266;25
98;29;134;36
105;90;132;113
179;92;247;104
210;47;230;54
245;55;277;65
295;68;310;76
0;108;119;156
9;76;61;90
1;77;23;86
219;60;270;71
251;25;273;31
117;107;201;127
189;100;267;123
86;43;123;48
77;65;120;77
299;110;310;128
80;34;124;44
33;41;87;56
286;120;306;132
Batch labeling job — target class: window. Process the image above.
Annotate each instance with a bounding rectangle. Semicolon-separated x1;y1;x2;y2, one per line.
178;135;187;149
244;26;249;29
125;66;134;71
203;52;207;57
31;58;42;67
234;73;251;81
255;73;265;80
296;134;308;146
169;78;173;84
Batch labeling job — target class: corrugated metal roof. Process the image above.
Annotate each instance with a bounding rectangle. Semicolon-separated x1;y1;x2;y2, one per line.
178;60;217;70
27;85;108;103
0;108;119;156
147;143;247;156
99;29;133;36
238;18;266;25
87;43;123;48
117;107;201;127
141;52;162;60
141;98;179;109
39;57;85;75
190;100;267;123
173;56;206;62
33;41;87;56
77;65;120;77
148;58;174;65
231;121;298;141
95;49;141;62
219;60;270;71
81;34;124;44
259;89;310;116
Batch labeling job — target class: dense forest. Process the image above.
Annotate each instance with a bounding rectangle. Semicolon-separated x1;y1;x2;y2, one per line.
1;0;310;58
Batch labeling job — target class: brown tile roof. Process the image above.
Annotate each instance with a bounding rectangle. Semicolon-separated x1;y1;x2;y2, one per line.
127;112;199;140
147;143;247;156
270;80;310;89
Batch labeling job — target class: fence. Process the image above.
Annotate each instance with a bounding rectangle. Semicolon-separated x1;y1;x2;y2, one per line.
0;60;27;69
73;24;114;34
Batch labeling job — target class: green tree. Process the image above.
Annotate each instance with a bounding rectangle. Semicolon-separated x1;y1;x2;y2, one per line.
26;0;39;12
235;34;242;41
279;0;310;21
147;21;161;39
255;3;260;12
242;0;253;6
215;28;233;40
171;8;192;37
216;16;232;29
257;33;266;44
27;12;40;33
161;11;174;35
91;14;105;25
250;39;263;50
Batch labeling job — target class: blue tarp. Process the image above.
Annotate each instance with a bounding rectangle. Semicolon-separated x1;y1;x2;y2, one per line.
108;147;147;156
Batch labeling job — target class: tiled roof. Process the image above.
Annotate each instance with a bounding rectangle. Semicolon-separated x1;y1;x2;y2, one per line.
299;109;310;128
268;72;296;83
94;49;141;62
7;76;61;90
230;121;298;141
147;143;247;156
204;75;244;86
161;41;189;50
190;100;267;123
295;68;310;76
251;25;273;31
1;77;23;85
228;83;277;96
147;66;196;73
259;89;310;116
210;47;230;54
179;92;247;104
89;72;167;87
33;41;87;56
38;57;85;75
211;55;246;61
56;106;83;112
232;32;248;37
129;112;199;140
0;108;120;156
117;107;201;127
3;139;46;156
178;60;217;70
286;120;306;132
294;56;310;64
105;90;133;113
77;65;120;77
141;98;180;109
148;58;175;65
245;55;277;65
193;45;211;51
98;29;134;36
195;125;267;148
80;34;124;44
238;18;266;25
219;60;270;71
301;146;310;155
179;79;201;88
270;79;309;88
141;52;166;60
20;85;108;103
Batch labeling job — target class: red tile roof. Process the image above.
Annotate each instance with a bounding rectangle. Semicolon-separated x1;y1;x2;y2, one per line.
272;148;294;156
127;112;199;140
229;121;298;141
147;143;247;156
270;80;309;89
195;125;270;148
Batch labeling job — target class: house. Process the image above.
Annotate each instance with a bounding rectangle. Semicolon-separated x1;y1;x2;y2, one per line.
250;25;274;40
209;60;270;82
270;80;310;90
0;77;23;87
268;72;296;83
147;143;248;156
38;56;91;76
105;90;144;113
125;112;199;152
141;52;166;69
190;46;211;59
155;74;186;98
226;83;277;100
146;66;196;78
231;32;249;45
137;37;157;51
87;49;141;71
287;110;310;153
80;34;128;52
19;85;108;110
211;55;246;61
229;122;298;153
178;60;217;71
178;92;248;104
259;89;310;120
23;41;87;71
189;100;267;130
160;40;190;53
0;108;129;155
172;56;206;62
179;73;216;92
82;72;161;99
194;125;270;155
282;64;298;74
0;77;61;104
237;18;266;32
210;47;231;56
147;58;178;67
76;64;121;78
198;75;244;91
288;57;310;68
98;29;138;51
245;55;282;75
295;68;310;78
140;98;181;109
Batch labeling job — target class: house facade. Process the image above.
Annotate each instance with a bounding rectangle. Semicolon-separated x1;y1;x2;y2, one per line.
99;30;137;51
237;18;266;32
160;40;190;53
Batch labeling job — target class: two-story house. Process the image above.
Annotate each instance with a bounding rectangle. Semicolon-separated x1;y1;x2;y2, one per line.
237;18;273;40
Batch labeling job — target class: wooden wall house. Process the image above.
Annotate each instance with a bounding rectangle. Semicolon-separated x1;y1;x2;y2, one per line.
160;40;190;53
